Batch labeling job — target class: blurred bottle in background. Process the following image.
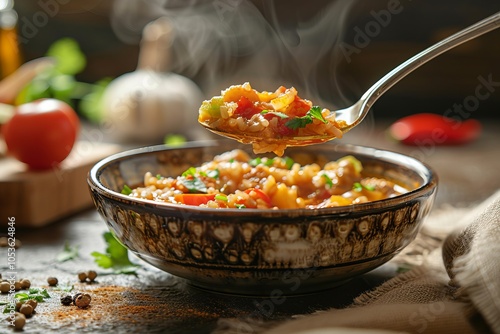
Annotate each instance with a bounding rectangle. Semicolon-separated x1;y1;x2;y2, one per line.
0;0;21;79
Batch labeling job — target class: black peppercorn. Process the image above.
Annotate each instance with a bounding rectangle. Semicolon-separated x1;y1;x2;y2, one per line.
60;294;73;306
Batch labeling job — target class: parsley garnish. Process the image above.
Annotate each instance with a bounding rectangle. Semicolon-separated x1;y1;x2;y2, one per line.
180;167;208;192
285;106;327;130
56;241;79;262
180;177;207;193
121;184;132;195
206;169;220;179
91;232;139;275
182;167;197;177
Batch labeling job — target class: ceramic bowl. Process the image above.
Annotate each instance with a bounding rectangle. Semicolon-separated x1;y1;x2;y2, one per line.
87;140;437;295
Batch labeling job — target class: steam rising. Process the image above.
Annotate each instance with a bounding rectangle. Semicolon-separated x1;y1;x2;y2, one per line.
110;0;376;141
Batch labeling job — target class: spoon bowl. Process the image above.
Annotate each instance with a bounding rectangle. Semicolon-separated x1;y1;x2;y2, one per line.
200;12;500;149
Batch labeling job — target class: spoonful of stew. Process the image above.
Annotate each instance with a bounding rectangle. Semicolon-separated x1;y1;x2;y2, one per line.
198;12;500;156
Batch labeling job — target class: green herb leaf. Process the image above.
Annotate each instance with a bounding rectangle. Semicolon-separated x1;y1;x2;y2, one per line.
156;174;162;180
285;106;327;130
308;106;327;124
206;169;220;179
284;157;294;170
121;185;132;195
353;182;363;192
215;194;228;202
322;174;334;189
364;184;376;191
249;157;262;167
164;134;187;146
56;241;79;262
235;204;246;209
180;177;207;193
285;116;313;130
79;77;112;123
261;110;289;119
46;38;86;75
182;167;197;177
91;232;139;275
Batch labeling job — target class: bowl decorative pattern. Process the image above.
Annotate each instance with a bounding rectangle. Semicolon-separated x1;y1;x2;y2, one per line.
88;141;437;295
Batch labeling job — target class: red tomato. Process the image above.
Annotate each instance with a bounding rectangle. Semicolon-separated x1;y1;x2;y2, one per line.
2;99;80;169
174;193;216;206
234;96;262;119
388;113;481;146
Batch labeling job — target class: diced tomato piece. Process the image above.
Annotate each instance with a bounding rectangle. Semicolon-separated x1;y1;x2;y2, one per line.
286;96;311;117
275;118;296;136
245;188;272;207
174;193;216;206
234;96;262;119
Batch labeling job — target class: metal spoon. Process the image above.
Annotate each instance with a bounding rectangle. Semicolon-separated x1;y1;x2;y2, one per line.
201;11;500;148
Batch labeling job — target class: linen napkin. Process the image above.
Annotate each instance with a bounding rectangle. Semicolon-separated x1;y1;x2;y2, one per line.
215;190;500;334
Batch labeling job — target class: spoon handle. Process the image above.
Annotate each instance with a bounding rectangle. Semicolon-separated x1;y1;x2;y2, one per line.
359;11;500;113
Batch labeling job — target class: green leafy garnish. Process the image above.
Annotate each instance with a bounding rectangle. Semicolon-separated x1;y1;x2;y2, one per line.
284;157;295;170
260;110;289;119
46;38;86;75
56;241;79;262
121;185;132;195
322;174;334;189
182;167;197;177
156;174;162;180
79;77;112;123
164;134;187;146
235;204;246;209
206;169;220;179
91;232;139;275
364;184;376;191
181;167;208;193
215;194;228;202
285;106;327;130
353;182;375;192
249;157;275;167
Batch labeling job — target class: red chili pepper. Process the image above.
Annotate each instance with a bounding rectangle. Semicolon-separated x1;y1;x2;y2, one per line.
388;113;481;146
174;193;216;206
245;188;272;207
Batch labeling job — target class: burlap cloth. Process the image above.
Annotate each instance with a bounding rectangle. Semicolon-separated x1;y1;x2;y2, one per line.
215;190;500;334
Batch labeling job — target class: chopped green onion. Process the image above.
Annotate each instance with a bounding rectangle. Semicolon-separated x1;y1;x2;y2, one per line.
235;204;246;209
322;174;334;189
284;157;294;169
182;167;197;177
121;185;132;195
215;194;228;202
353;182;363;192
156;174;162;180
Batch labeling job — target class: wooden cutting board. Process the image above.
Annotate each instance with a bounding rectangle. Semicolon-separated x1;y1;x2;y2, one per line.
0;140;121;227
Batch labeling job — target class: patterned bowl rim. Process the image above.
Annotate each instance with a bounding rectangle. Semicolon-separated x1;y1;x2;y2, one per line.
87;141;438;218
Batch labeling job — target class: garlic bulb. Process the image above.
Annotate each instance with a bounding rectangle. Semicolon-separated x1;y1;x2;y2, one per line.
102;17;206;143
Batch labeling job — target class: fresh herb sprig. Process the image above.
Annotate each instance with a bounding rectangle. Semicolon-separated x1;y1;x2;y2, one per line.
285;106;327;130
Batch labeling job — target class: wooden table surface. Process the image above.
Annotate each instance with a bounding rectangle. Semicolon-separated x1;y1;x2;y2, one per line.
2;118;500;333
